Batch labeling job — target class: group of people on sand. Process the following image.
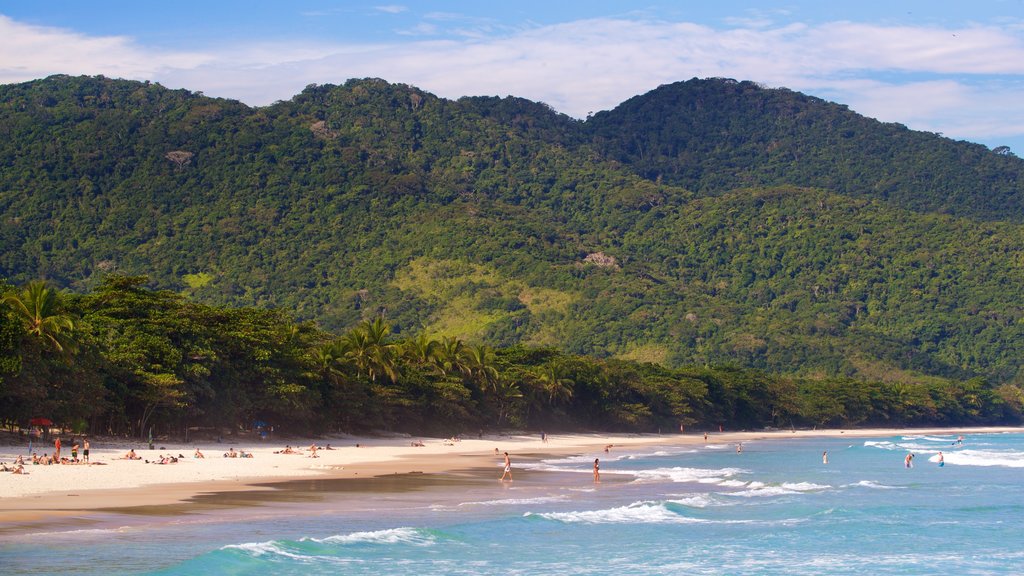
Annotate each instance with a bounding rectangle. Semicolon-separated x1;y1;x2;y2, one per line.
32;436;92;465
1;455;28;474
223;447;253;458
27;451;101;466
53;437;90;461
273;444;332;457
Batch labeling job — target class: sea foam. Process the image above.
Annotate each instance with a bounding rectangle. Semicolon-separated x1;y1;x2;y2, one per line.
941;449;1024;468
526;501;701;524
313;527;436;546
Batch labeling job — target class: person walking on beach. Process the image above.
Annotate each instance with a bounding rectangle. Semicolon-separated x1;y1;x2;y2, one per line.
500;452;512;481
54;437;61;460
593;458;600;483
83;439;90;463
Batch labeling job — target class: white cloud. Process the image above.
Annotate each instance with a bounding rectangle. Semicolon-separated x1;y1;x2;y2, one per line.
375;5;407;15
1;13;1023;149
805;22;1024;74
0;15;211;82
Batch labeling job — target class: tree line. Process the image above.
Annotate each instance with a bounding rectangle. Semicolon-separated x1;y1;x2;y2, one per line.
2;276;1021;439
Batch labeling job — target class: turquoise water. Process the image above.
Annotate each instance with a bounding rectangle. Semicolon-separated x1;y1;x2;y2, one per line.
3;432;1023;575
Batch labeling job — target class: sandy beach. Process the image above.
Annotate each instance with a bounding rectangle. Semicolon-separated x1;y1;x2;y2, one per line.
1;426;1020;522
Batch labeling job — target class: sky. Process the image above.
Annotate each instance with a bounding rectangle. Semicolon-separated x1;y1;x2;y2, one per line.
2;1;1024;153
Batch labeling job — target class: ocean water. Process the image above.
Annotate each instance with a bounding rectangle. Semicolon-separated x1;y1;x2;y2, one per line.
3;432;1023;575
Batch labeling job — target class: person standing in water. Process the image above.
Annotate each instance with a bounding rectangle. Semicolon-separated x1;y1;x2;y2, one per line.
938;452;945;467
593;458;600;483
905;453;914;468
823;451;829;464
500;452;512;481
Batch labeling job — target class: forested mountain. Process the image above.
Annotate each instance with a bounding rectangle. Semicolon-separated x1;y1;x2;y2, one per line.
1;74;1023;387
587;78;1024;221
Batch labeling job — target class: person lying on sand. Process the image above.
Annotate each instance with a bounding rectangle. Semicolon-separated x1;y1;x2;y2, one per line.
122;449;141;460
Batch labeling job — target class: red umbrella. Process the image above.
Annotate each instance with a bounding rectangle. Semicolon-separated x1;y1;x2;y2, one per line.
29;417;53;426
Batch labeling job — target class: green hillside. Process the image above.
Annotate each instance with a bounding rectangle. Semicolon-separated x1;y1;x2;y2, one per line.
2;75;1023;385
586;78;1024;221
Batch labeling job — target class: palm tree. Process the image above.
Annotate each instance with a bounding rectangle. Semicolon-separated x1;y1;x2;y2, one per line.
492;377;523;426
339;319;399;384
2;280;75;352
463;343;499;392
537;361;574;406
311;341;346;387
403;333;441;371
436;336;469;377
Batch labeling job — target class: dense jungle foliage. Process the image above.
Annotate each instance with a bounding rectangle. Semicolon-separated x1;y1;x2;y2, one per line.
1;74;1023;396
586;78;1024;221
1;277;1021;437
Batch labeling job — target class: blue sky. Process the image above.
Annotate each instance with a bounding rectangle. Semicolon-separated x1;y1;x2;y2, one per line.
3;1;1024;153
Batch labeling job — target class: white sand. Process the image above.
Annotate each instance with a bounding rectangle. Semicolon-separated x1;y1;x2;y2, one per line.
1;426;1020;509
0;433;608;501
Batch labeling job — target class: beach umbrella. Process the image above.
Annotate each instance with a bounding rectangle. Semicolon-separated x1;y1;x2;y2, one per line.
29;417;53;426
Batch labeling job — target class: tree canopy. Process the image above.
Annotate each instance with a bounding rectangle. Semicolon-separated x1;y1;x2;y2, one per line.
1;277;1019;437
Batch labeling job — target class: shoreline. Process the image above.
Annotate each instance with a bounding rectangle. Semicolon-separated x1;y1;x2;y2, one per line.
1;426;1020;526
